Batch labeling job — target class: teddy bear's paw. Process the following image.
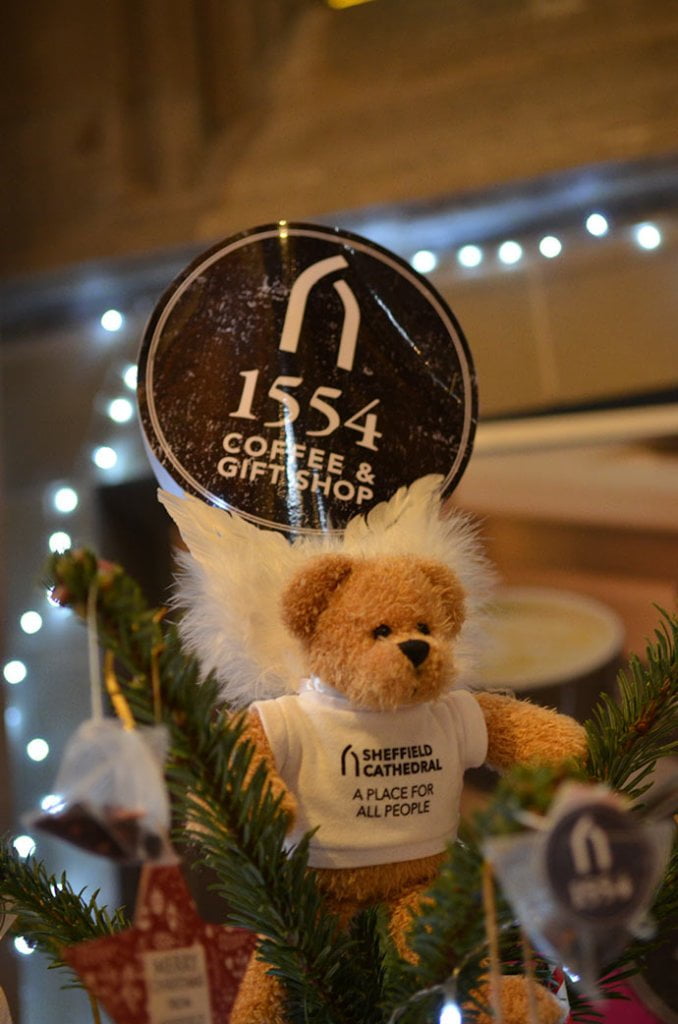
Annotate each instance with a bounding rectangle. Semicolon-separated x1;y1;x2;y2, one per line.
468;973;564;1024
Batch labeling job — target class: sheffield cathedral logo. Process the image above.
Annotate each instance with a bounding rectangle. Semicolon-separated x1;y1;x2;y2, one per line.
340;744;443;779
340;744;361;777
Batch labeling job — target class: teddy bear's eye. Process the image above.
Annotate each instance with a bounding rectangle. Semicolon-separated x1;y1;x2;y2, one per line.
373;624;392;639
417;622;431;635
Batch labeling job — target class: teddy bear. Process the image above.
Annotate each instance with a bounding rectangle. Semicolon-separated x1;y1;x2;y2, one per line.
159;478;586;1024
229;550;587;1024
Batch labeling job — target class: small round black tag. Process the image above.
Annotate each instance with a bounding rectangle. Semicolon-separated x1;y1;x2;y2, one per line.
138;222;476;534
545;803;655;925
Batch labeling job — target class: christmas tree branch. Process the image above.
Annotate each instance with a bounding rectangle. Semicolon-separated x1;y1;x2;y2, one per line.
46;550;389;1024
0;843;128;986
30;552;676;1024
394;606;677;1022
585;609;677;799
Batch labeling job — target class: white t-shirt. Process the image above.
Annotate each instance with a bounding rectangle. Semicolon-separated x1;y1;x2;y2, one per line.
251;683;488;869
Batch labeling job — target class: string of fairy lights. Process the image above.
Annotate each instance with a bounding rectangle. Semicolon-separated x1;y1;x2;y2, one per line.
408;210;663;275
0;205;669;986
2;309;143;965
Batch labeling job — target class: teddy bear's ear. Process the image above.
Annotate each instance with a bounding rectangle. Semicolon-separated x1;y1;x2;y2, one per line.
417;560;466;635
281;554;354;644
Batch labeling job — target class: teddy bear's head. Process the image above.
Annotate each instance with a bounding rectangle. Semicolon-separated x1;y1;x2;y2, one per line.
281;553;465;710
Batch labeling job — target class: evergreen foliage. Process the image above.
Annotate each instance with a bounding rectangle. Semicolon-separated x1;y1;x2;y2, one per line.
0;550;675;1024
585;612;678;800
0;850;128;978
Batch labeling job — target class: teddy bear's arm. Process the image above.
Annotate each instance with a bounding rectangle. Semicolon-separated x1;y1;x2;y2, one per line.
474;691;587;771
241;709;298;825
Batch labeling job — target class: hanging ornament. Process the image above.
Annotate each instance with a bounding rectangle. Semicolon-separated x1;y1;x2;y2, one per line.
29;584;173;862
485;781;675;997
31;718;172;861
62;864;256;1024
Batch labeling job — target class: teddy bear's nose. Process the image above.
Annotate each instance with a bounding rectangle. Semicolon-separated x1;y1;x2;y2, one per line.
398;639;430;668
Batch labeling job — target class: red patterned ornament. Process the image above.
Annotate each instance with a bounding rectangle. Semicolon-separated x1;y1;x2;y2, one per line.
63;864;255;1024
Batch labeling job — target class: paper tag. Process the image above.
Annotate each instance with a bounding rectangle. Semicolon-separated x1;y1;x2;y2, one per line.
545;801;656;924
144;944;211;1024
485;783;674;999
63;865;255;1024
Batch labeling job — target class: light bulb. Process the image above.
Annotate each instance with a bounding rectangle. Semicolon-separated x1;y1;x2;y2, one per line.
3;660;27;684
100;309;124;332
53;486;79;513
586;212;609;237
108;397;134;423
634;222;661;250
439;998;462;1024
563;965;581;983
13;835;36;858
14;936;35;956
48;530;71;553
411;249;438;274
457;244;483;268
20;611;42;635
40;793;63;812
93;445;118;469
539;235;562;258
498;240;523;265
123;364;138;390
26;738;50;762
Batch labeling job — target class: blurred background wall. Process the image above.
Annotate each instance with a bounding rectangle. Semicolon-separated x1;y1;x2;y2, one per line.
3;0;678;274
1;1;677;1021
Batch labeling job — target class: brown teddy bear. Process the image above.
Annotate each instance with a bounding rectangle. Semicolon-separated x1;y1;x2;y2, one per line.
160;477;585;1022
230;551;586;1024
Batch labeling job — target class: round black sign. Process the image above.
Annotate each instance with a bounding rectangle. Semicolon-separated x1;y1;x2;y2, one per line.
545;803;656;925
138;222;477;534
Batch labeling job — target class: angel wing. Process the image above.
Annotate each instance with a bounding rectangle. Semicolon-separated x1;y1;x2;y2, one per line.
158;490;325;706
160;476;495;706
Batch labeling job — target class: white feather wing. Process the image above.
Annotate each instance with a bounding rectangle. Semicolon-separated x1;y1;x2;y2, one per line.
158;491;318;706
